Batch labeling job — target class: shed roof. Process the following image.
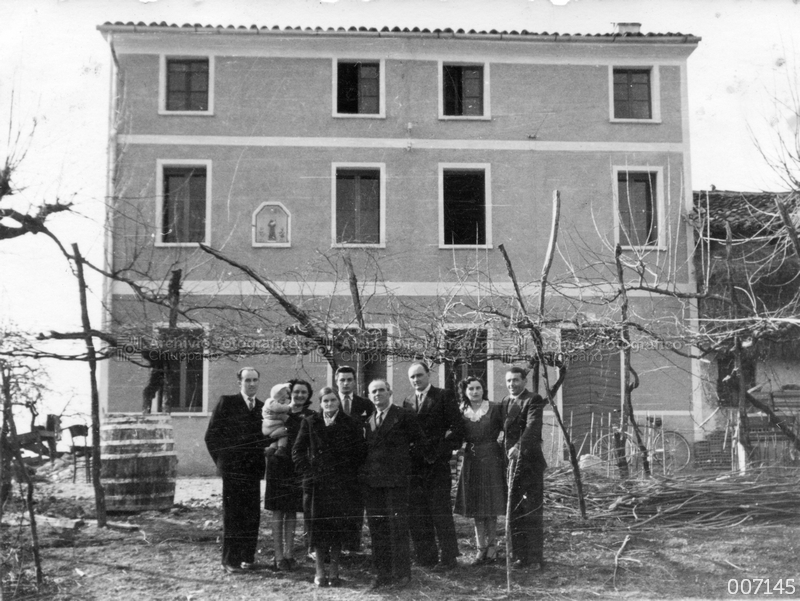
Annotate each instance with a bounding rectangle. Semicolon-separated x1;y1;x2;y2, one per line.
692;189;799;237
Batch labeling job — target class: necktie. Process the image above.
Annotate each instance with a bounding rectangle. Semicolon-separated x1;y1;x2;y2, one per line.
376;411;383;427
416;393;423;412
247;397;254;411
343;395;351;415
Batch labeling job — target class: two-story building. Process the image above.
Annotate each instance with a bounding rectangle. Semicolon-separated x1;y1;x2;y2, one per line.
98;22;702;475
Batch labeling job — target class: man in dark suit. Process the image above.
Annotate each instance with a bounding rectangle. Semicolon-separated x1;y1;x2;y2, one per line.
361;378;426;589
334;366;375;555
403;361;465;570
204;367;270;574
502;366;547;570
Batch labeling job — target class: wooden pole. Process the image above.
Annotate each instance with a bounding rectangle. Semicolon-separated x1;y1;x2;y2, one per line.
72;243;107;527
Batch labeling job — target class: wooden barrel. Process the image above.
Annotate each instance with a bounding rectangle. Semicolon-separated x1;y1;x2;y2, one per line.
100;414;178;512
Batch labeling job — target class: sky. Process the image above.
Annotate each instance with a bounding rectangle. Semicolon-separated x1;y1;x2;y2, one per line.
0;0;798;420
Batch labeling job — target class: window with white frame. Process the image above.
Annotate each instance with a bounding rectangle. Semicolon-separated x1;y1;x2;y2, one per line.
610;66;660;122
161;56;214;115
439;164;491;248
616;169;660;247
333;164;384;246
157;162;210;245
441;63;488;118
334;60;384;117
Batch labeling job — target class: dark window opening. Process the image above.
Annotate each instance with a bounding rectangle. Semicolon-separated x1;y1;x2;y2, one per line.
336;168;381;244
161;328;205;412
443;65;483;116
618;171;657;246
337;62;380;114
163;167;206;243
166;59;209;111
443;170;486;245
613;68;652;119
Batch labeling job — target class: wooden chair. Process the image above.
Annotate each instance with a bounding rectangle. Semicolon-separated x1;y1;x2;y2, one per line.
66;425;91;483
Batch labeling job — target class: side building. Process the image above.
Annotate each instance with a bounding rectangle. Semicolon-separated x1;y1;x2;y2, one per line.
98;22;702;475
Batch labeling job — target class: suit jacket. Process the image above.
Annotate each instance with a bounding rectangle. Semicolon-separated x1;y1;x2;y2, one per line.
205;393;268;478
344;393;375;424
360;404;426;488
402;386;465;467
502;389;547;470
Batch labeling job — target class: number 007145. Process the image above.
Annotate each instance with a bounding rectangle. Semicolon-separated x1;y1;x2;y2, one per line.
727;579;796;595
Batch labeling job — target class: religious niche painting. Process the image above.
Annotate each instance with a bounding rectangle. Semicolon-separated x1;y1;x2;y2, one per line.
253;202;291;247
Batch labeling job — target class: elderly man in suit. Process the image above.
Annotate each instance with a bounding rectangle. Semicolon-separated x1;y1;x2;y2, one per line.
361;378;426;589
204;367;270;574
403;361;465;570
334;366;375;555
502;365;547;570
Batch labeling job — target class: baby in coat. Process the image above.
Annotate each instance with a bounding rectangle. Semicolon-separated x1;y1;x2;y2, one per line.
262;383;292;458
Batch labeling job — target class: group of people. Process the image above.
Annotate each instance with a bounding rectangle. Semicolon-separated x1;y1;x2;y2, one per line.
204;362;547;589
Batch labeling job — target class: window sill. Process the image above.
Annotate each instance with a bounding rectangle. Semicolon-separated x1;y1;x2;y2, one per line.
333;113;385;119
155;242;206;248
332;242;385;249
610;118;662;124
439;244;493;250
253;242;291;248
158;110;214;117
439;115;491;121
170;411;211;417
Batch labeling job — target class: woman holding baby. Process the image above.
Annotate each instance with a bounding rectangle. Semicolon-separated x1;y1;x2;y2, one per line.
263;379;314;570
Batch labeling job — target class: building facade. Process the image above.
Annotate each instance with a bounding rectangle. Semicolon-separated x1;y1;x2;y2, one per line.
99;22;702;475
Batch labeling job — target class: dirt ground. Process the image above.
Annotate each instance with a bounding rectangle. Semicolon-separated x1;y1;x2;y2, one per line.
2;463;799;600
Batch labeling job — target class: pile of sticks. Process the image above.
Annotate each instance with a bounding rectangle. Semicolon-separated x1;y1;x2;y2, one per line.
545;468;800;528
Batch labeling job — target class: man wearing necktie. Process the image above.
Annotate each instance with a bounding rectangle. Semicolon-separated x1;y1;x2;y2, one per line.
403;361;465;570
361;379;425;589
502;366;547;570
205;367;270;574
334;366;374;555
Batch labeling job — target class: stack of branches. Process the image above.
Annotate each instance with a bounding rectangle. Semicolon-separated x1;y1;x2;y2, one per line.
544;468;800;528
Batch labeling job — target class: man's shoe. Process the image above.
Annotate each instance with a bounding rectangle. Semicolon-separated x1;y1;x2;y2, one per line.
432;559;458;571
313;576;328;588
392;576;412;589
511;559;531;570
276;558;292;571
240;562;269;571
327;576;343;588
222;564;247;574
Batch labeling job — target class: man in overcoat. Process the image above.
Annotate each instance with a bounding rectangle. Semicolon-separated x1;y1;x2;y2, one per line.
403;361;465;569
334;365;374;554
204;367;270;573
361;379;426;589
502;366;547;570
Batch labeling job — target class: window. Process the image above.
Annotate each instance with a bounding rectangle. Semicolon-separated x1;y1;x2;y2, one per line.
439;164;491;248
334;60;383;116
617;170;658;247
332;328;389;396
161;57;213;114
157;160;211;246
333;164;384;246
442;64;486;117
151;327;206;413
443;329;488;397
610;67;660;122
